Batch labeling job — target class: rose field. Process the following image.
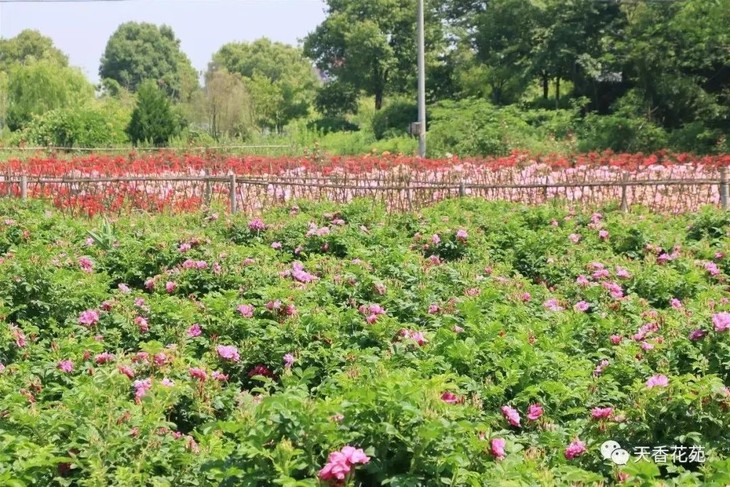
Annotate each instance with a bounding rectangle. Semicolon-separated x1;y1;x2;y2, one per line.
1;194;730;486
1;151;730;215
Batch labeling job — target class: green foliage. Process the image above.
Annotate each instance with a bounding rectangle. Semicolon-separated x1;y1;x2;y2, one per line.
213;38;319;133
577;111;669;153
371;99;418;140
22;101;130;148
126;80;181;146
0;29;68;72
99;22;199;100
303;0;445;111
1;200;730;484
5;60;94;132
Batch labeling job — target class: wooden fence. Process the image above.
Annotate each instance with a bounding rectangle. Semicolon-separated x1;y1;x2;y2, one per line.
1;168;729;215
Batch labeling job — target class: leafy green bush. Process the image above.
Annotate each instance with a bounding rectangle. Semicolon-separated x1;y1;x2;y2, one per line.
127;80;181;146
1;199;730;485
371;100;418;140
22;103;130;147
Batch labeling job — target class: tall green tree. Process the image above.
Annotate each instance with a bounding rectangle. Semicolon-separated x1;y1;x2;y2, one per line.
303;0;445;110
0;30;68;72
99;22;199;100
5;60;94;131
212;38;318;132
126;80;180;146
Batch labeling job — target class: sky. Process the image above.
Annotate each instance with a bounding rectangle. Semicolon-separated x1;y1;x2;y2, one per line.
0;0;327;82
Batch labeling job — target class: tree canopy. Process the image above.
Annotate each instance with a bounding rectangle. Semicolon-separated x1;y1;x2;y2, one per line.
0;30;68;72
212;38;319;132
99;22;199;100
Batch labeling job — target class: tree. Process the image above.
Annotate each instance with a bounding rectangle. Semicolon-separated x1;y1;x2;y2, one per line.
303;0;445;110
99;22;199;100
473;0;540;105
201;68;254;140
6;60;94;131
126;80;180;146
0;30;68;72
212;38;318;132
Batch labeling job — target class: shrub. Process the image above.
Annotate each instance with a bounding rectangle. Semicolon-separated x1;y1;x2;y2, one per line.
127;80;181;146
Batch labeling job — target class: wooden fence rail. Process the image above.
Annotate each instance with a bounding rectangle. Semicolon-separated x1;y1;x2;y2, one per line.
0;174;727;215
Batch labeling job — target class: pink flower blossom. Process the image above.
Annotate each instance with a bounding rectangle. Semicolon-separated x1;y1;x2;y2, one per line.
527;403;543;421
591;407;613;420
670;298;682;309
57;360;74;373
248;217;266;231
574;301;590;312
705;261;721;276
593;359;609;377
439;391;462;404
118;365;135;379
161;378;174;387
431;234;441;245
520;292;532;302
641;341;654;351
283;353;295;368
456;229;468;241
144;278;156;290
400;329;428;346
187;323;202;337
689;329;707;341
428;304;440;314
543;299;564;312
453;325;464;333
243;257;256;266
78;257;94;273
592;269;610;280
646;374;669;388
712;312;730;332
153;353;168;366
118;283;131;294
550;220;559;227
501;405;521;427
248;364;273;378
165;281;176;293
576;275;590;286
217;345;240;362
319;446;370;482
491;438;506;460
598;230;609;240
591;213;603;224
615;267;631;279
11;326;26;348
79;310;100;327
271;242;282;250
0;363;5;373
95;352;115;364
568;233;581;244
133;378;152;401
189;367;207;381
374;282;387;295
178;243;191;252
212;371;229;381
237;304;254;318
715;252;725;260
134;316;149;333
564;439;587;459
610;335;622;345
101;300;114;311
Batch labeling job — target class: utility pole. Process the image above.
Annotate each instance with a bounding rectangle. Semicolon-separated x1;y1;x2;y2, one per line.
416;0;426;158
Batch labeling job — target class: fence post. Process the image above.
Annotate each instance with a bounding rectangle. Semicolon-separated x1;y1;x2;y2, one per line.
203;169;211;207
620;173;629;212
459;180;465;198
20;174;28;200
721;167;728;210
229;173;237;214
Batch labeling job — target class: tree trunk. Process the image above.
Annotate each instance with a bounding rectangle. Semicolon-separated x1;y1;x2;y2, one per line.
555;77;561;108
542;74;549;99
374;90;383;111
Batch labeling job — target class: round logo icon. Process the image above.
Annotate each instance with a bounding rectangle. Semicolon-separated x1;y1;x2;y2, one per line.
600;440;622;460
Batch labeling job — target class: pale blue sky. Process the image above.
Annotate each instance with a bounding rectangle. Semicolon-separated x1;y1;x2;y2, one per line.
0;0;327;82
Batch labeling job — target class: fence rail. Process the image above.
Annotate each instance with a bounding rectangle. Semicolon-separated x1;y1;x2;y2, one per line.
1;171;728;216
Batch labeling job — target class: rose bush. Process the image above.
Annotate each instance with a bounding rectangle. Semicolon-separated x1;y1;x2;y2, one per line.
0;198;729;485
